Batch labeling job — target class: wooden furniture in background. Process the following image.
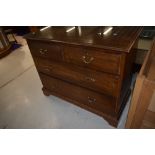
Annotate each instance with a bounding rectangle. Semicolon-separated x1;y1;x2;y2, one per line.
126;39;155;128
0;28;12;58
25;26;142;126
4;28;17;43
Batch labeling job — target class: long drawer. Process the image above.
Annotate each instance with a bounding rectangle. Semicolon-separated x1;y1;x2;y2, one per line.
34;58;120;97
63;45;122;75
39;73;116;116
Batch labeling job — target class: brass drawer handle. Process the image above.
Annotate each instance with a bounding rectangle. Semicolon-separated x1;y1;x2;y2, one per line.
39;49;44;54
82;55;94;64
44;68;50;72
88;97;96;104
39;49;47;55
42;65;54;73
85;76;96;82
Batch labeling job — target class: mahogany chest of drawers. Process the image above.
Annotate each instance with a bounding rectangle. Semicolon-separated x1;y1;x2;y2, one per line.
25;26;142;126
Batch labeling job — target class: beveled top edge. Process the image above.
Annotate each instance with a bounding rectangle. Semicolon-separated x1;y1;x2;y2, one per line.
24;26;143;52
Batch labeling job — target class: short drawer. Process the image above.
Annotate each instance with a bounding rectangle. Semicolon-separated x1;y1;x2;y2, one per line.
63;46;122;75
39;73;116;116
34;58;120;97
27;40;62;61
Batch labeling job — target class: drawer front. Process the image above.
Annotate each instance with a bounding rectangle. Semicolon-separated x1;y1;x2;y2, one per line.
34;58;119;97
39;73;116;115
27;40;62;61
63;46;122;74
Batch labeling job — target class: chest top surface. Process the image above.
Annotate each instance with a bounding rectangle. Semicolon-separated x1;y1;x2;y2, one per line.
25;26;143;52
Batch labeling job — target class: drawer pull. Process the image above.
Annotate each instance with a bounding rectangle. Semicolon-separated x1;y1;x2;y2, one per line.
85;76;96;82
44;68;50;72
39;49;47;55
88;97;96;104
82;55;94;64
39;49;44;54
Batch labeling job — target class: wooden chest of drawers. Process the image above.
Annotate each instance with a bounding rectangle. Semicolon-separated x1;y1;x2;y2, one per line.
25;26;142;126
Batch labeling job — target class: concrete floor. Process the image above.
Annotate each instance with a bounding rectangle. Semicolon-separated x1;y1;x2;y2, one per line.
0;42;131;129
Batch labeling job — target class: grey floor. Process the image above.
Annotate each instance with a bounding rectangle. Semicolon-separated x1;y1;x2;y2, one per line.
0;43;132;129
